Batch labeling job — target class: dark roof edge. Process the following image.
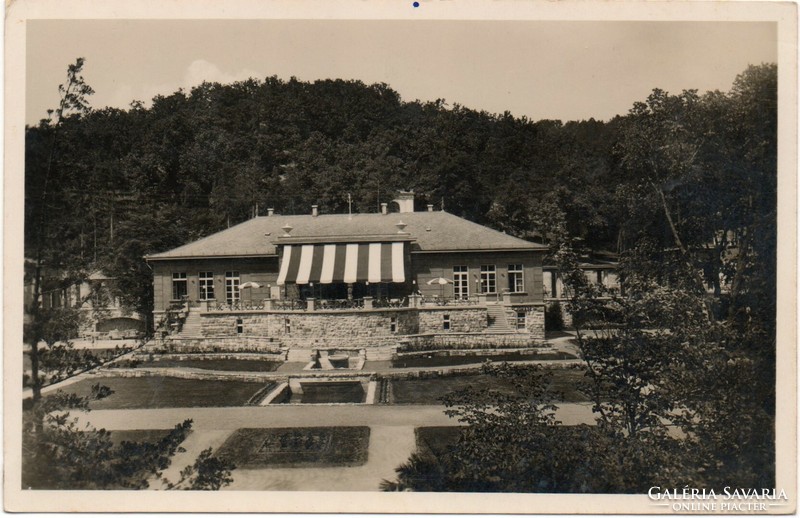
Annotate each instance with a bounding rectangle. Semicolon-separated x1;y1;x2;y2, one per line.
276;235;415;244
411;247;547;254
145;254;279;261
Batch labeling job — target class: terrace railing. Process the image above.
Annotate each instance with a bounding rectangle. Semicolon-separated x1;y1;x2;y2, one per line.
201;295;466;312
371;297;409;309
419;296;480;307
271;299;307;311
211;300;266;311
316;298;365;310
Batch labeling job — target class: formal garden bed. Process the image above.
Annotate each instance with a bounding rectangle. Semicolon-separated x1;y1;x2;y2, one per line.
215;427;370;468
388;368;589;404
108;429;184;446
391;350;577;369
62;377;272;409
128;358;283;372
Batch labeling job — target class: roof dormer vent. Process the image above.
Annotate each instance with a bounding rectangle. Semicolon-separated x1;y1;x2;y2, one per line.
396;220;408;234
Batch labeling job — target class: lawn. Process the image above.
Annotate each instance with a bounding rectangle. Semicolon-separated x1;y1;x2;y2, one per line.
135;358;282;372
215;427;370;468
390;368;589;404
62;376;270;409
391;351;577;369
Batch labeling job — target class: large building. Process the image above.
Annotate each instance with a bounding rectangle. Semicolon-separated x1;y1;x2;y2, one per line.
24;260;145;339
146;193;549;359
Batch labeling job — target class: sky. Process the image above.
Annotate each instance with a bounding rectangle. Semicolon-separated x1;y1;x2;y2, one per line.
26;20;777;126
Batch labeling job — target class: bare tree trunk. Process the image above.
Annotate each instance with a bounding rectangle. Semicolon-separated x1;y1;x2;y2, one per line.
650;181;717;321
27;65;82;402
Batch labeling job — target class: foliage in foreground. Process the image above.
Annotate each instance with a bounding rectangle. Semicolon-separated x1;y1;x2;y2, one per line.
381;363;684;493
22;385;235;490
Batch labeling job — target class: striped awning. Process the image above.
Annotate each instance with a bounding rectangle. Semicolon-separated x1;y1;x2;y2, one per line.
276;242;406;285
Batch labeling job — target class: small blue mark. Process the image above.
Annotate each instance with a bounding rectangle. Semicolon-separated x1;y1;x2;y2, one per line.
412;1;419;7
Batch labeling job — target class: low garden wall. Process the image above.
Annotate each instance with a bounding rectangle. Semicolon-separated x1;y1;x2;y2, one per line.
394;346;550;359
92;367;283;383
397;332;544;352
132;351;287;361
154;336;284;353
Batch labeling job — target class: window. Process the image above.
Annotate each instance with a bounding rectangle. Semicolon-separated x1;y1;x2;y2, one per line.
236;318;243;334
453;266;469;300
172;272;187;300
284;318;291;334
225;271;240;304
508;264;524;293
199;272;215;301
443;314;451;331
480;265;496;294
390;316;397;333
516;310;527;330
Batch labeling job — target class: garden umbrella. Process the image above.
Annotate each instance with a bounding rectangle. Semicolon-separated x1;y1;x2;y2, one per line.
239;282;261;302
426;277;452;299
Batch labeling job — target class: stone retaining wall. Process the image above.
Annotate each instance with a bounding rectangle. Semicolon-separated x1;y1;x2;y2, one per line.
198;308;491;339
417;307;488;334
198;308;423;339
132;351;287;361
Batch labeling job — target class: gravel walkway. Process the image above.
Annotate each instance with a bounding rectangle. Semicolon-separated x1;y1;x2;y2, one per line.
72;403;597;491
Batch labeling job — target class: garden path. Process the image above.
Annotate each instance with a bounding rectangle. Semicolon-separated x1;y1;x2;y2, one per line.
76;403;596;491
75;404;598;491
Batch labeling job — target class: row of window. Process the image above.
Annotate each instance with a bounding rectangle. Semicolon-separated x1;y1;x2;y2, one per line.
172;271;241;303
452;264;524;298
171;264;524;302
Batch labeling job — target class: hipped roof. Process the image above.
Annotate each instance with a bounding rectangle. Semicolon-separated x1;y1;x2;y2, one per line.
147;211;546;260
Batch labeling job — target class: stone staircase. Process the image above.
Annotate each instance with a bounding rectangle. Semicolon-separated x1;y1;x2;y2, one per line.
178;308;203;338
485;304;514;332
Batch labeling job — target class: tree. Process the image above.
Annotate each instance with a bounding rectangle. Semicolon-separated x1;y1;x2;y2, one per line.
383;64;777;493
26;58;94;401
22;386;235;490
381;362;686;493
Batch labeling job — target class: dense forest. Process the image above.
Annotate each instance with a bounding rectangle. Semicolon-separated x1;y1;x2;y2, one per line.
24;59;778;492
25;62;776;329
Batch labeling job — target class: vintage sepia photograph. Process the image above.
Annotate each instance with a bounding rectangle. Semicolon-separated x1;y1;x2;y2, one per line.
4;0;797;513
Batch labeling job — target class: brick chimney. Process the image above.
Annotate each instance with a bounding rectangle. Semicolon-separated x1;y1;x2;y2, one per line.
311;205;318;217
380;203;388;215
267;208;274;216
427;204;434;212
393;191;415;213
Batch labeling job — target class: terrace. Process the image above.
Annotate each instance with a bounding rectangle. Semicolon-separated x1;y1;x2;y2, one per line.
200;293;501;313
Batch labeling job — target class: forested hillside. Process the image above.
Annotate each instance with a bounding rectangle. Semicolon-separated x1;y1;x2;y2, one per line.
25;63;776;330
